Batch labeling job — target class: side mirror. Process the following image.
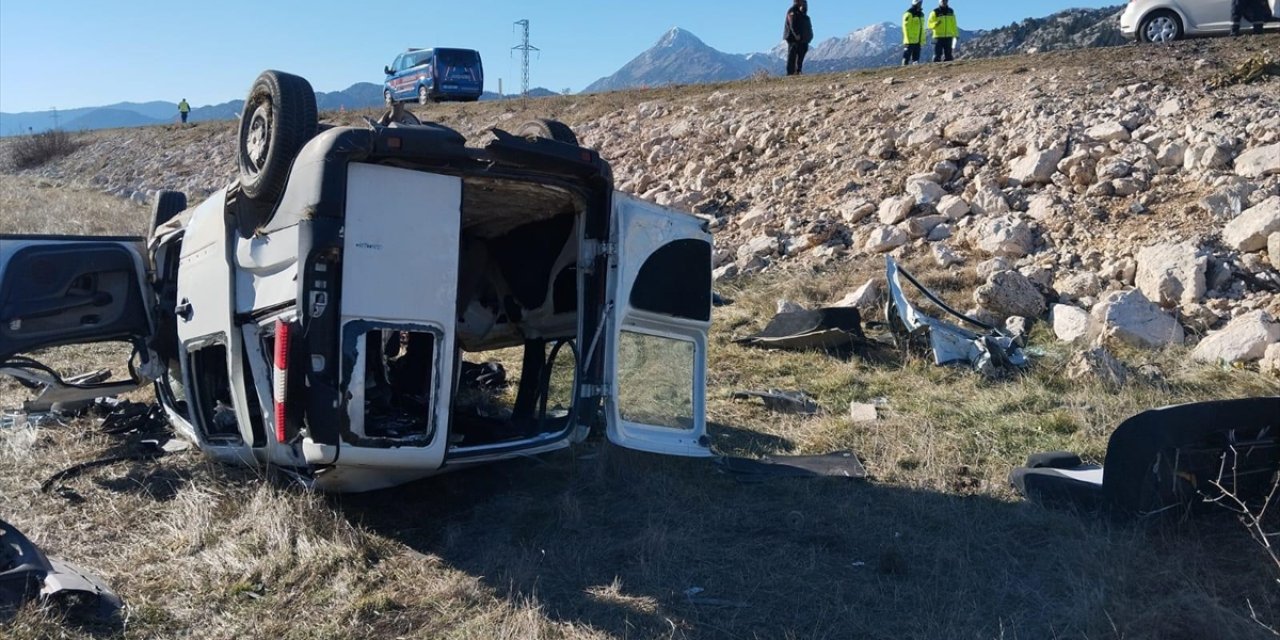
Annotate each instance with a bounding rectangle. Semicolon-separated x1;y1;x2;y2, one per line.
384;66;393;75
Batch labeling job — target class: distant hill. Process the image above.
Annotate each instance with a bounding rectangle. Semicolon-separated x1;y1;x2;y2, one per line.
583;28;775;93
0;82;562;137
959;6;1126;58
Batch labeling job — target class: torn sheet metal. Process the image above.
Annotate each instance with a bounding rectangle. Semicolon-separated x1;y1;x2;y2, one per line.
0;519;122;620
734;307;866;351
884;257;1027;375
731;389;821;415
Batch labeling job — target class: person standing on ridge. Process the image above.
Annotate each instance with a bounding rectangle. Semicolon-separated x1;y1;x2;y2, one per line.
902;0;926;65
928;0;958;63
784;0;814;76
178;98;190;124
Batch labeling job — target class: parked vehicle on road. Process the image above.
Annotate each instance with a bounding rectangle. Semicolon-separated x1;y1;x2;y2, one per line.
0;70;712;493
1121;0;1280;42
384;48;484;105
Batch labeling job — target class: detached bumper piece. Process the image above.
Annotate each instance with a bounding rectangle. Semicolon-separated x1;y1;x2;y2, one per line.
1011;397;1280;518
0;519;122;621
885;257;1027;376
734;308;866;351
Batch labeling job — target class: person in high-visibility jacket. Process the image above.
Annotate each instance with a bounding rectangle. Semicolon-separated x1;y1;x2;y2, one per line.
902;0;926;66
928;0;958;63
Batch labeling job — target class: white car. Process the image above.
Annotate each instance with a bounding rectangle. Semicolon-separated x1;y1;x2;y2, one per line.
0;70;715;493
1120;0;1280;42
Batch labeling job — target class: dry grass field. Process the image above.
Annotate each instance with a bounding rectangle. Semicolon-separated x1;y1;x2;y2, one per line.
3;51;1280;639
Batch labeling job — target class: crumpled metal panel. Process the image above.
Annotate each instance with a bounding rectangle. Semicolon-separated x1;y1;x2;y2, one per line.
885;257;1027;375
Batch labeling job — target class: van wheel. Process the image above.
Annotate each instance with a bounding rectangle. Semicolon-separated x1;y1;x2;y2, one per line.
1139;10;1182;43
150;190;187;233
516;119;579;146
418;86;430;105
237;70;317;204
384;90;393;106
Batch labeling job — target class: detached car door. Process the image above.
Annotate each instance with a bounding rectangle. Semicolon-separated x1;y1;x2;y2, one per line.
603;195;713;457
0;235;152;361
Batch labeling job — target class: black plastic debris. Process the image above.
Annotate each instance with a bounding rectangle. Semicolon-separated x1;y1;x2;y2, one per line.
734;308;866;351
0;519;122;621
460;361;507;390
731;389;821;415
716;451;867;481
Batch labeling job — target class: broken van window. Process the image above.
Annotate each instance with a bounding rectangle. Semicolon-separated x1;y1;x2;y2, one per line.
187;342;241;445
617;331;695;430
359;330;436;439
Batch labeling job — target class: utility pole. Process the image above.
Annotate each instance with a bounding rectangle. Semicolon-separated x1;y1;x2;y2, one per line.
511;19;539;98
50;107;59;131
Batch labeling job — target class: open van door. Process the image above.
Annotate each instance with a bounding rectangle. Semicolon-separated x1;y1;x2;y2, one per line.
603;195;713;457
0;236;156;406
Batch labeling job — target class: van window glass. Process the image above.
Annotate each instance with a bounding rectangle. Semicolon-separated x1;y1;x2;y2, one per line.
616;331;694;430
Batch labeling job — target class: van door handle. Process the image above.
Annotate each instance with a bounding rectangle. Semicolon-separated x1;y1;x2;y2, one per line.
175;299;193;322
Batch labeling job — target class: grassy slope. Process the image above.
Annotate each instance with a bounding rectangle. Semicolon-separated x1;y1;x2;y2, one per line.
3;49;1280;640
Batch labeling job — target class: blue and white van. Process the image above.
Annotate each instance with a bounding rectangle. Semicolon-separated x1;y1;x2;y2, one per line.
384;48;484;105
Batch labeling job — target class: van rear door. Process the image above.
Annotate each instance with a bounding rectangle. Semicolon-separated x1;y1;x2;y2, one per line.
603;195;713;457
0;236;153;361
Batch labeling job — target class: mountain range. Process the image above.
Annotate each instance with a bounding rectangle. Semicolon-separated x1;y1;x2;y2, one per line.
1;6;1124;137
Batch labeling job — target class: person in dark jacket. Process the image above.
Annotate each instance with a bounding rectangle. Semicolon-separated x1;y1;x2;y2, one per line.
928;0;958;63
902;0;926;65
784;0;814;76
1232;0;1277;35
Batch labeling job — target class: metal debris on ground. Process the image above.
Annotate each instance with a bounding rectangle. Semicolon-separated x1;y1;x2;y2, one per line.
734;307;867;351
715;451;868;482
885;257;1027;376
0;519;122;622
731;389;821;415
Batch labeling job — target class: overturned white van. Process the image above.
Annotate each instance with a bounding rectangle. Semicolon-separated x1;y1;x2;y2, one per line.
0;71;714;492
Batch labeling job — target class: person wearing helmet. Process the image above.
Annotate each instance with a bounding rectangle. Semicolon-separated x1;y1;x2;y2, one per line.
784;0;814;76
902;0;926;66
928;0;958;63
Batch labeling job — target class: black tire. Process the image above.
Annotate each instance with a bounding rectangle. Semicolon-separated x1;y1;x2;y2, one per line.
1138;10;1182;43
515;118;579;146
418;86;430;105
236;70;317;204
150;190;187;233
384;89;393;106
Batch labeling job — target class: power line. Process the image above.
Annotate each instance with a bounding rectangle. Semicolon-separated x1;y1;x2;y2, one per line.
511;19;539;97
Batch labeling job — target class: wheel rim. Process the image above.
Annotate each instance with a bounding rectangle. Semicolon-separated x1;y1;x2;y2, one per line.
418;87;428;105
1145;16;1178;42
244;101;272;174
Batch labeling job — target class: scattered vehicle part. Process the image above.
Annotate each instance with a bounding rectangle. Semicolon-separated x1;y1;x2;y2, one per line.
716;451;867;481
0;68;715;493
0;362;153;414
0;519;122;621
884;257;1027;376
734;308;866;351
1010;397;1280;517
731;389;821;415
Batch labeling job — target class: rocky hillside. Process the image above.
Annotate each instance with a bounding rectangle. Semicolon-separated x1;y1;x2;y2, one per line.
3;35;1279;372
960;6;1126;58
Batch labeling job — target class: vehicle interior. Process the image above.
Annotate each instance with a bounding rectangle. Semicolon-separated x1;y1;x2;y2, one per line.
360;172;589;452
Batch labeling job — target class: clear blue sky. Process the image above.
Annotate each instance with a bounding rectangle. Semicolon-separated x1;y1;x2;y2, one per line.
0;0;1120;113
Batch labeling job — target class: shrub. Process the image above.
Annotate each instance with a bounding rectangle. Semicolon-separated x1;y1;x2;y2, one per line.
10;129;79;169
